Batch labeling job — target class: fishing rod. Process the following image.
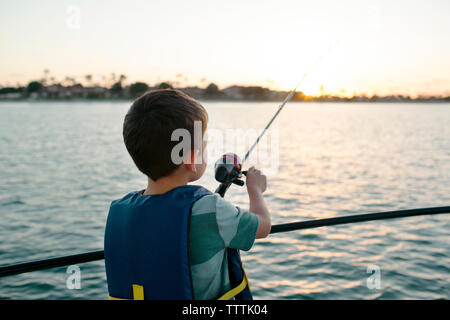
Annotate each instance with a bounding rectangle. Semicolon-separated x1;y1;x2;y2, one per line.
0;206;448;278
241;48;331;165
213;83;298;197
214;42;338;197
214;84;302;196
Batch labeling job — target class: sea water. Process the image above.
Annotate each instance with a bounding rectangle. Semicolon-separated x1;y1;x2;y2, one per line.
0;101;449;299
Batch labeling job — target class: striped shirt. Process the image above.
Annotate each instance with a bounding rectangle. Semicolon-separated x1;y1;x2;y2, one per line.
189;193;259;300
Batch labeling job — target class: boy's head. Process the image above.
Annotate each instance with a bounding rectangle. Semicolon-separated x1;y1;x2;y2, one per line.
123;89;208;182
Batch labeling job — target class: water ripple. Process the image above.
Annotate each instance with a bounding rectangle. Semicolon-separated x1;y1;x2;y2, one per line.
0;101;449;299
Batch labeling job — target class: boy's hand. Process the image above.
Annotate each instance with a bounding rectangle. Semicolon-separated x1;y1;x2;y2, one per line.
245;166;267;194
245;166;270;239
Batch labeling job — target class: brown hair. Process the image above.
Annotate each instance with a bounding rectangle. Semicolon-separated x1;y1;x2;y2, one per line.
123;89;208;180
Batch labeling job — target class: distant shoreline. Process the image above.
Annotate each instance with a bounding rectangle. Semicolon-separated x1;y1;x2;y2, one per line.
1;98;449;104
1;81;449;103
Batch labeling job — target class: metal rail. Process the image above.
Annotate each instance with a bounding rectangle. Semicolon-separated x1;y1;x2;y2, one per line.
1;206;448;278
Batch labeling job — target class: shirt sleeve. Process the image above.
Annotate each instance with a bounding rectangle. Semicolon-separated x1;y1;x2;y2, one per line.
213;194;259;251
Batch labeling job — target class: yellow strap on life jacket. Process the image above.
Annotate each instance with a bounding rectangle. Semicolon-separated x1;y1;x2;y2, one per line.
132;284;144;300
108;284;144;300
217;263;250;300
108;264;250;301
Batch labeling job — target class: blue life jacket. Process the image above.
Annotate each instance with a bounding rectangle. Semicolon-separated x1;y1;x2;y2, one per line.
104;185;252;300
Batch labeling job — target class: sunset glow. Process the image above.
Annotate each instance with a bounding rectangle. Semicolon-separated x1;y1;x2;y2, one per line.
1;0;449;97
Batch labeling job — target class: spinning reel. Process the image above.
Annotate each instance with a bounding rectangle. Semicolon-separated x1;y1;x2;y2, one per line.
214;153;247;196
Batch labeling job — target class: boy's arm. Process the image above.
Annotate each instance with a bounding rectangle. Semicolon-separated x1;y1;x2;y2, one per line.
246;167;271;239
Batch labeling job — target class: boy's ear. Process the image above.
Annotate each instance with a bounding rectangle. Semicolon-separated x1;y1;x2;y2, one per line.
183;150;197;173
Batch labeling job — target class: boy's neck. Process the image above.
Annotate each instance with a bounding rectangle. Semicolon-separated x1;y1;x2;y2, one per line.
143;174;190;196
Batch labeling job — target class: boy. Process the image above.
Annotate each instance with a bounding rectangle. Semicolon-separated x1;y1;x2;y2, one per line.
104;89;271;300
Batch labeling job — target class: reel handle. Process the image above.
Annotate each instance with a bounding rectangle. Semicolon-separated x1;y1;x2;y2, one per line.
232;170;247;186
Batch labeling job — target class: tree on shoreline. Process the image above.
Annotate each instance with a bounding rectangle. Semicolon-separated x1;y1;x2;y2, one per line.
205;83;220;98
110;74;127;97
26;81;43;95
158;82;173;89
129;82;149;98
85;74;93;87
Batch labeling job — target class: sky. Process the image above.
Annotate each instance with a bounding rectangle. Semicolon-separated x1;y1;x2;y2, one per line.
1;0;449;97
